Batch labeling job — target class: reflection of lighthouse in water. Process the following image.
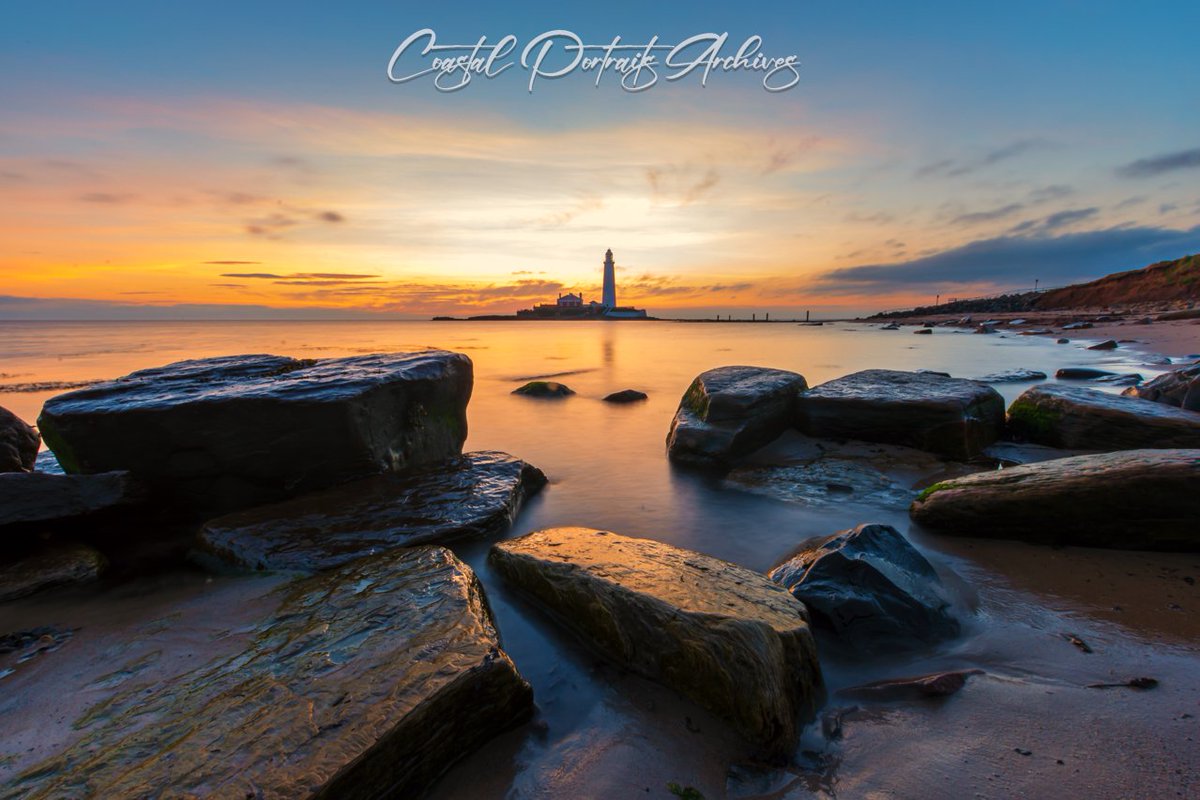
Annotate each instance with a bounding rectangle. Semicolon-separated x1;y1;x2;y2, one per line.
602;248;616;309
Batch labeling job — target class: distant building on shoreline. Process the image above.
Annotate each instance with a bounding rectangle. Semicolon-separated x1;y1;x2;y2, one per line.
516;249;648;319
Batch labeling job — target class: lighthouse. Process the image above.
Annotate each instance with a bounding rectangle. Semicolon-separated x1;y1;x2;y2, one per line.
601;248;616;309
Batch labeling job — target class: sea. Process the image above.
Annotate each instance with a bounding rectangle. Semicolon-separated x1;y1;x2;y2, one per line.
0;319;1190;798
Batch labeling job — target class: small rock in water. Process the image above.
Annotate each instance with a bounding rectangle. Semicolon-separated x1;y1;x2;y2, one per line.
1092;373;1143;386
973;369;1047;383
513;380;575;397
1087;339;1119;350
913;328;932;335
603;389;648;403
1063;633;1093;653
1055;367;1115;379
1056;338;1070;344
839;669;983;700
1086;677;1159;690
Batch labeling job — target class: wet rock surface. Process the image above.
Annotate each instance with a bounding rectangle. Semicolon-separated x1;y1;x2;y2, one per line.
198;451;547;572
4;546;533;799
769;523;960;653
1006;383;1200;450
0;544;106;603
1123;359;1200;411
0;470;140;528
0;406;39;473
911;449;1200;549
794;369;1005;460
667;366;808;467
489;526;824;760
727;459;916;511
1055;367;1114;379
36;351;473;515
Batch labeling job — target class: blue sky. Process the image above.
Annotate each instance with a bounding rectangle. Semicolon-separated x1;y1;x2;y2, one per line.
2;1;1198;317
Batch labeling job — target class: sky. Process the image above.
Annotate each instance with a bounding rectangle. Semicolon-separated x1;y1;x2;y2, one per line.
2;0;1199;319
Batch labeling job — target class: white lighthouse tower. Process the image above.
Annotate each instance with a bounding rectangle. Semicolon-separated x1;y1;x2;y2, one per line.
601;248;616;309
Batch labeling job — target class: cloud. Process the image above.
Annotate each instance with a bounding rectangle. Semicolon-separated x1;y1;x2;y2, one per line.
1116;147;1200;178
951;203;1025;226
316;210;344;223
812;223;1200;293
916;139;1049;179
203;260;261;265
1028;184;1073;203
1008;206;1099;234
645;164;720;205
220;272;379;281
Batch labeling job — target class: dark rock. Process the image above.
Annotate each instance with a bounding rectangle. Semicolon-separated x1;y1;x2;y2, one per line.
490;527;824;761
1056;338;1070;344
1122;360;1200;411
37;352;472;515
839;669;982;700
0;470;141;528
198;451;547;572
727;459;915;511
913;328;932;335
7;546;533;798
1017;328;1055;335
512;380;575;397
1007;384;1200;450
972;369;1047;383
666;366;808;467
1087;339;1119;350
881;323;900;330
1092;373;1143;386
603;389;648;403
1055;367;1115;379
974;324;997;334
769;523;959;652
915;369;952;377
910;449;1200;549
794;369;1005;460
0;543;106;602
0;405;39;473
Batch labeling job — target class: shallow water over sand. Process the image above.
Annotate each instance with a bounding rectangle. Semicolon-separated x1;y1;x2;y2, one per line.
1;320;1196;798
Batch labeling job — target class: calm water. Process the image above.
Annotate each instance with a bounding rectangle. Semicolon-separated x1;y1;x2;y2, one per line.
0;319;1178;796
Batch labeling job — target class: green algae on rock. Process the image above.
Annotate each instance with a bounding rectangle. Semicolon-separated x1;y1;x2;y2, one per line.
198;451;547;572
36;351;473;516
4;546;533;799
910;449;1200;550
1006;383;1200;450
489;526;825;762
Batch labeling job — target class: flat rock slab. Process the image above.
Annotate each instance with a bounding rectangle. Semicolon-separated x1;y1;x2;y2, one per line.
37;351;472;515
727;459;916;511
1007;384;1200;450
0;406;39;473
0;470;140;528
667;366;808;467
4;546;533;799
910;449;1200;549
0;543;106;603
795;369;1005;460
199;451;547;572
490;527;824;761
972;369;1047;383
769;524;959;653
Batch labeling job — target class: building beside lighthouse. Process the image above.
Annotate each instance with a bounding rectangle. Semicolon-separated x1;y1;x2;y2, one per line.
516;248;648;319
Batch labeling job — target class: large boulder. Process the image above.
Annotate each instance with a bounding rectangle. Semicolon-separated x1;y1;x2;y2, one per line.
1123;360;1200;411
6;546;533;798
910;449;1200;549
198;451;547;572
1006;384;1200;450
666;366;808;467
769;524;959;653
0;405;39;473
0;543;107;602
37;351;473;515
490;527;824;761
794;369;1005;460
0;470;140;528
